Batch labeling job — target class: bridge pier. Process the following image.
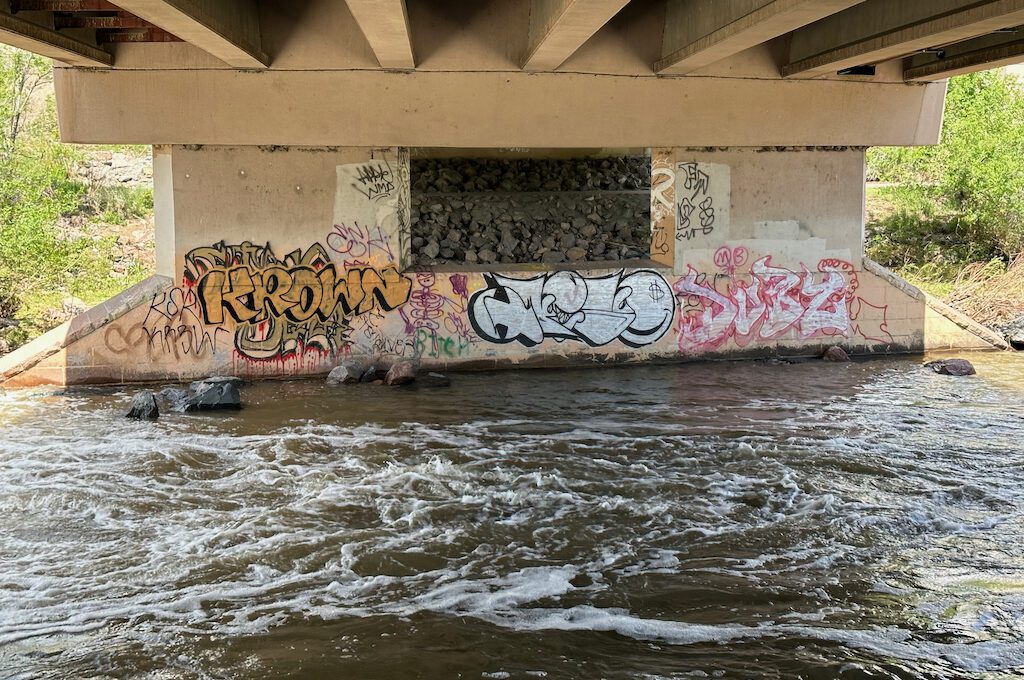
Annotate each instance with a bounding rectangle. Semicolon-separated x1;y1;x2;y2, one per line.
1;143;1002;387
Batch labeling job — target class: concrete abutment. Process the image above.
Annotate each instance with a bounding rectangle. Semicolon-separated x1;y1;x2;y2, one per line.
0;144;1001;388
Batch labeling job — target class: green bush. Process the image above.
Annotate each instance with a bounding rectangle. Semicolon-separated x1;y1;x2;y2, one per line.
868;71;1024;267
0;47;152;349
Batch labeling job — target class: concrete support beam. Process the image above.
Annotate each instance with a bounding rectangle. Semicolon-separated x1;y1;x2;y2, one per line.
523;0;630;71
657;0;865;75
0;10;110;66
785;0;1024;78
905;29;1024;80
54;67;947;147
343;0;414;69
110;0;267;68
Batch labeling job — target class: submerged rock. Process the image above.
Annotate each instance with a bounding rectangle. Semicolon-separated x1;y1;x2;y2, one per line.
184;380;241;411
822;346;850;362
385;361;417;386
924;358;977;376
126;391;159;420
326;361;367;385
417;372;451;388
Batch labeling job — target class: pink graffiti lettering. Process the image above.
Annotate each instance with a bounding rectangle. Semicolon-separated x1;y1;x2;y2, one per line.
674;256;853;352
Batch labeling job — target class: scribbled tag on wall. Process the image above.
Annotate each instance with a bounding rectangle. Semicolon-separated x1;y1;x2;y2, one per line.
333;151;411;271
673;161;730;274
650;150;675;269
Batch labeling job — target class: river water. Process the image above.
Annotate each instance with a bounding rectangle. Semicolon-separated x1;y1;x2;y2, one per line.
2;354;1024;679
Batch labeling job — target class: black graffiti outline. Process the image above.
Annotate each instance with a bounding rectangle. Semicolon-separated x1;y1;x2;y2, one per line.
468;269;676;349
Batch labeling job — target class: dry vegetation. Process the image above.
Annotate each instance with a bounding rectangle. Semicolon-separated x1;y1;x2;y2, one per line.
945;255;1024;329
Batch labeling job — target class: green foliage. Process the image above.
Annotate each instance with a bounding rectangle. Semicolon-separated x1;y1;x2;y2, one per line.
82;184;154;225
0;46;152;349
867;70;1024;271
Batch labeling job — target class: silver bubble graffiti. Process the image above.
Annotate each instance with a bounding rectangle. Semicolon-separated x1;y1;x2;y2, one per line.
468;270;676;348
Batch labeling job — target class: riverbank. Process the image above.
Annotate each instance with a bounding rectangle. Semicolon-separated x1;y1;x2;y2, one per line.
866;184;1024;348
0;148;154;355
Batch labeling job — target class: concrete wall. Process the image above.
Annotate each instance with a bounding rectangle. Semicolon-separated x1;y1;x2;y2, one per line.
0;144;998;388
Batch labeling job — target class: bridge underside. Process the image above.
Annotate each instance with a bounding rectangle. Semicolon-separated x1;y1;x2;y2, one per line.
0;0;1018;386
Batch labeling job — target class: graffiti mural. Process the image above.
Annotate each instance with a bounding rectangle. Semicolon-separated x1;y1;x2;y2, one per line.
400;272;477;359
673;253;892;352
468;270;675;348
179;240;412;361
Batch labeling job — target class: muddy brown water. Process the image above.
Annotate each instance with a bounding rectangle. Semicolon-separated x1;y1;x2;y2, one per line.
2;354;1024;679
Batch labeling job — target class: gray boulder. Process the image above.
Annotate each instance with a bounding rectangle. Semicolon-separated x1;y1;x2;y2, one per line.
184;380;241;411
924;358;977;376
998;314;1024;350
327;360;367;385
385;361;417;386
188;375;244;391
157;387;189;411
126;391;159;420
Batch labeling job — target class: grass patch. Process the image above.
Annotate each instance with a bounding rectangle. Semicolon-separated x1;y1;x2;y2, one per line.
81;184;153;226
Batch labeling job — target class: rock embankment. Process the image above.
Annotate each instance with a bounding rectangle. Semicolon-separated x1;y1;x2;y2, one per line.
411;193;650;265
411;156;652;267
75;150;152;188
412;157;650;193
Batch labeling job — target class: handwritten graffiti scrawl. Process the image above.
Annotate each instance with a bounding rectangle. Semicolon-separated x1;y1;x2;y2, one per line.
183;240;412;361
469;270;676;348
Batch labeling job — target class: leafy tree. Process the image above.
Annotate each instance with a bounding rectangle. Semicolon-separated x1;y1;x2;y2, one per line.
868;70;1024;269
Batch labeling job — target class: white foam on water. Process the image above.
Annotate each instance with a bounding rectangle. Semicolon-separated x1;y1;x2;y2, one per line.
3;360;1024;675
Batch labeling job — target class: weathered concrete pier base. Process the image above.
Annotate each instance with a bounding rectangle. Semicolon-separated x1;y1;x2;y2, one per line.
0;0;1018;386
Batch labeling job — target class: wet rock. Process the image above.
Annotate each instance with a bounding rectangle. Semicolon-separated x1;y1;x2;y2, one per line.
188;376;243;391
157;387;189;411
998;314;1024;350
417;372;451;388
360;365;383;383
924;358;977;376
326;361;366;385
822;346;850;362
126;391;159;420
385;361;417;386
184;381;241;411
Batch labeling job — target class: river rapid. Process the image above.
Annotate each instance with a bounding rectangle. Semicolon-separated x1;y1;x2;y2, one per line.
1;353;1024;679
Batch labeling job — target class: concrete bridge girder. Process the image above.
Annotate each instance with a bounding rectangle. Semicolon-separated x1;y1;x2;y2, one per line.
0;0;1021;82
